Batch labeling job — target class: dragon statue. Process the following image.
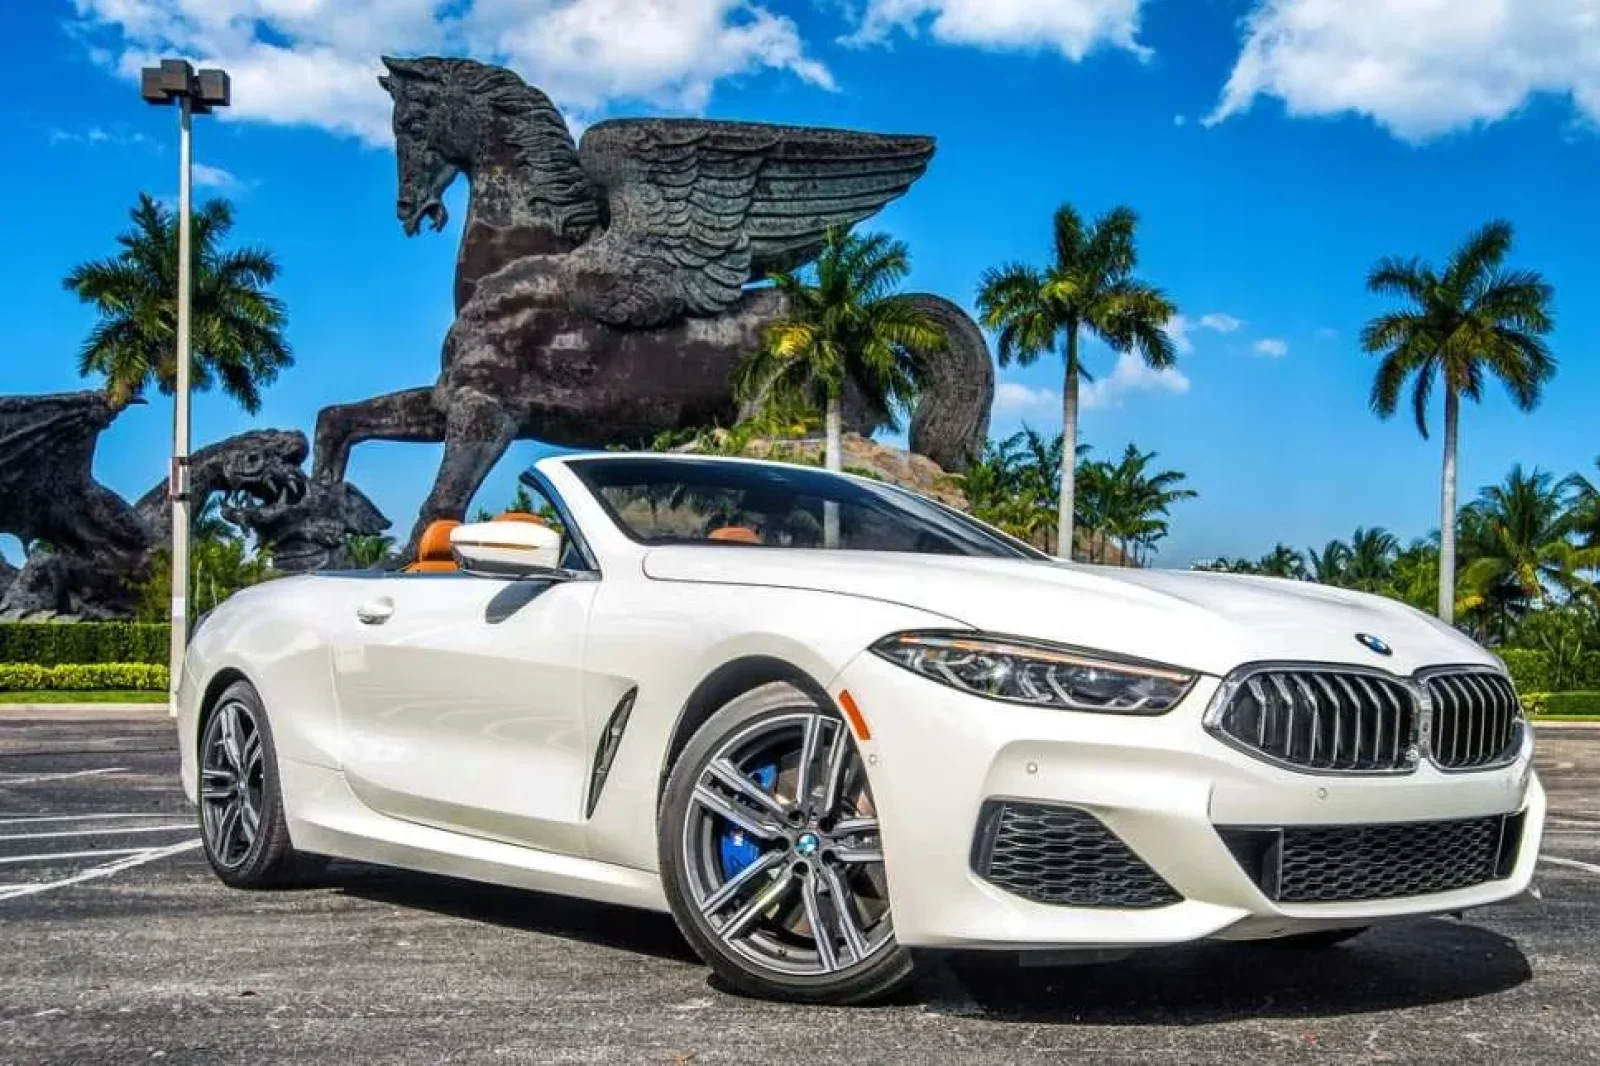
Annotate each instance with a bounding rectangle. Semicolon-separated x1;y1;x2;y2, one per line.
314;57;993;557
0;392;387;619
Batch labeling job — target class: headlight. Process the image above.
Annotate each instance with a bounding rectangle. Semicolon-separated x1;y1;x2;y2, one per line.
870;631;1197;714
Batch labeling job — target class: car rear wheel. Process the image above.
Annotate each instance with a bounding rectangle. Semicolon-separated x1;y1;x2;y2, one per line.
198;680;323;888
659;682;914;1004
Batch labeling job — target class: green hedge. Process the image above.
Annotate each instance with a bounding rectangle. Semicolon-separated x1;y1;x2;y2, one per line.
1522;691;1600;718
1498;648;1600;693
0;663;169;692
0;624;167;667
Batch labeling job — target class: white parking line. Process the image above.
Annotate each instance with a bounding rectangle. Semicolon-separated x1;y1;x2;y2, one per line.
1541;855;1600;877
0;824;192;843
0;768;129;786
0;839;201;901
0;848;154;866
0;813;179;826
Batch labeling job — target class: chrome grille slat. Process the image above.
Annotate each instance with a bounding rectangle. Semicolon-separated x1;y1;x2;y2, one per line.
1292;675;1321;766
1248;678;1270;748
1212;667;1415;774
1424;670;1522;770
1213;665;1522;775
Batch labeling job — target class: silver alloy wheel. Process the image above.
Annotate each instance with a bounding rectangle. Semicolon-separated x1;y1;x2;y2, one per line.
681;710;893;978
200;698;265;869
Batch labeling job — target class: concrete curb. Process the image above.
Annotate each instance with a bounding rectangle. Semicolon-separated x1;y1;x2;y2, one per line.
0;703;172;720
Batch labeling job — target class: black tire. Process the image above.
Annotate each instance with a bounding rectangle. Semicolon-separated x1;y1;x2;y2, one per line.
197;680;325;888
1259;927;1369;950
659;681;915;1004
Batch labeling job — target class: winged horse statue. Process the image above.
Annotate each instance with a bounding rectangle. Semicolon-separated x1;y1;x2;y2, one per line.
312;57;993;556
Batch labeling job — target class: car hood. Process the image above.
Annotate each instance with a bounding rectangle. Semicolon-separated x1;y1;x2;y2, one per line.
640;548;1498;678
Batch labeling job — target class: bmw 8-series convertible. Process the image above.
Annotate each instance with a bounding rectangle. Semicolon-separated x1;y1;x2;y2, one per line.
176;454;1543;1003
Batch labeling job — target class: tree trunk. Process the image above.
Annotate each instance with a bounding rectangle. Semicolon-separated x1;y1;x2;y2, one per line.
824;391;842;549
1438;388;1459;624
1058;328;1080;561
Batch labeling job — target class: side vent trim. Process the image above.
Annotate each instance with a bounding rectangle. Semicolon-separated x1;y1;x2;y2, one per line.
585;687;638;818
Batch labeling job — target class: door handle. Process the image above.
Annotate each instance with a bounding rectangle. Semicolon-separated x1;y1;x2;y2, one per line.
356;598;395;625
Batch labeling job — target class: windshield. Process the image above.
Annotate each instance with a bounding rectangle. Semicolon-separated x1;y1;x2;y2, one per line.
568;457;1046;560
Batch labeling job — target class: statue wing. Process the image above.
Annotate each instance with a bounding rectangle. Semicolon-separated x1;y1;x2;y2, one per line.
571;119;934;328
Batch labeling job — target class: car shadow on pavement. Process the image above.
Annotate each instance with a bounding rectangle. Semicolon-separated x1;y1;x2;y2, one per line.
929;918;1532;1025
329;863;699;965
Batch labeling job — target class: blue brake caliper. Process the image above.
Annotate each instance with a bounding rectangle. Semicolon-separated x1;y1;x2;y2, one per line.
718;762;777;878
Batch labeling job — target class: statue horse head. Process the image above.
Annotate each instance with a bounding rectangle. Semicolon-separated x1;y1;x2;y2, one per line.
378;56;599;244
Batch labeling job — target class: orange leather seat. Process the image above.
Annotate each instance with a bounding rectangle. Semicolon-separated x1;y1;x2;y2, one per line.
403;519;462;573
493;511;545;525
708;525;761;545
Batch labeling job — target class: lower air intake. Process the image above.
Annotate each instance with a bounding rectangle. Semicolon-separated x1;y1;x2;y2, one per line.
1219;814;1521;904
971;801;1181;909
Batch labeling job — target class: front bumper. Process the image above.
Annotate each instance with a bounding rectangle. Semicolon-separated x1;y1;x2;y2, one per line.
833;653;1544;951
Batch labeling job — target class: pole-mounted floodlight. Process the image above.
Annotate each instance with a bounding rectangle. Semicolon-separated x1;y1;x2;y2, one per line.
141;58;230;714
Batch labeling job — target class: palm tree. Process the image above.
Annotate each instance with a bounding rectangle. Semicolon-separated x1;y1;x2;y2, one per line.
344;534;397;569
737;227;945;475
1096;445;1196;566
1256;543;1308;580
1193;557;1259;574
1345;527;1400;593
1390;537;1442;613
1362;220;1556;623
977;204;1177;559
1562;458;1600;557
1306;540;1351;586
64;193;292;414
1075;458;1115;562
1457;466;1598;640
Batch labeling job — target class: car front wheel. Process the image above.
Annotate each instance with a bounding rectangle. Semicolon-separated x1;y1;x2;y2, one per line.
198;680;323;888
659;681;913;1004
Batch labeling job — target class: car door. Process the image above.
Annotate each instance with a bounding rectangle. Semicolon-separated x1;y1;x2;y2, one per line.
331;542;597;856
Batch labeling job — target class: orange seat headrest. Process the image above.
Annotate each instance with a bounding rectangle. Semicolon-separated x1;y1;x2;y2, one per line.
708;525;761;545
493;511;545;525
411;519;462;569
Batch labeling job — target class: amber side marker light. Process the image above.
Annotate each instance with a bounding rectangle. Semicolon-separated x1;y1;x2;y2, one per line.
838;690;872;742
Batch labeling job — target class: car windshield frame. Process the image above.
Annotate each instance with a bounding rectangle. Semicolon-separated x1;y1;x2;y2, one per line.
565;455;1049;561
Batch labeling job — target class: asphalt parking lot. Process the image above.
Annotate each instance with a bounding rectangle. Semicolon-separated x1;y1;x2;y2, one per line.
2;709;1599;1065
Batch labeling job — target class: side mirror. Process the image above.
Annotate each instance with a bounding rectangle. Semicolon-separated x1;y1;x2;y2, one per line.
450;521;563;578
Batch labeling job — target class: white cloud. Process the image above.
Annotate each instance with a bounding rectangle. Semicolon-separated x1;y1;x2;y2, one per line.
1198;312;1242;333
69;0;832;145
846;0;1151;62
192;162;240;189
1080;352;1190;409
47;125;149;147
1254;338;1289;358
993;380;1061;417
1166;311;1242;355
1207;0;1600;141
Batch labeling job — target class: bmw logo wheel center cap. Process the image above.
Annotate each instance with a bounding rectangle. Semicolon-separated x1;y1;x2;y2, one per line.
794;832;820;857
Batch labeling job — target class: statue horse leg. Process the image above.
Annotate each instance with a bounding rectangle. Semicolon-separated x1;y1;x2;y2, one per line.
312;387;445;483
403;389;519;559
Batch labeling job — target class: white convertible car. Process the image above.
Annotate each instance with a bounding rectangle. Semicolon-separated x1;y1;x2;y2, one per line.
176;454;1544;1003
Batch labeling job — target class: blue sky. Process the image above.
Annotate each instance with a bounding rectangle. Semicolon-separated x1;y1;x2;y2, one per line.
2;0;1597;568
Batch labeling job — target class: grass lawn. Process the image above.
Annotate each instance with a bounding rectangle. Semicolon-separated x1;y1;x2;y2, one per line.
0;690;167;704
1535;715;1600;724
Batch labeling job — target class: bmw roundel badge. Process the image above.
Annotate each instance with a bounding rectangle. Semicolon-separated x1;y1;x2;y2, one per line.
1356;633;1393;656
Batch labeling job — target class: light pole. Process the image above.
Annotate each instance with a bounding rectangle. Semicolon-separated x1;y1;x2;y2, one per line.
141;59;230;711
